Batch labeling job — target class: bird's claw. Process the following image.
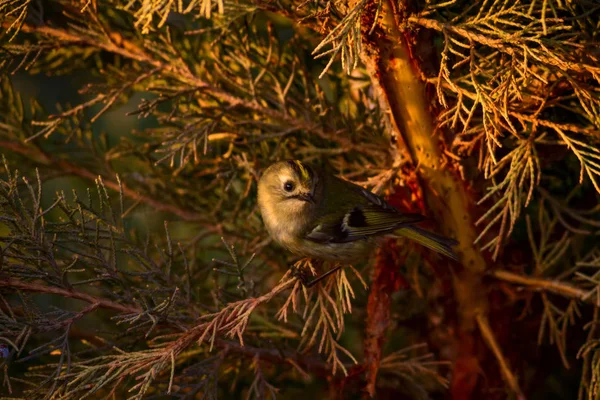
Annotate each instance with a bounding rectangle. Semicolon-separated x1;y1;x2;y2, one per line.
290;259;342;288
290;261;314;286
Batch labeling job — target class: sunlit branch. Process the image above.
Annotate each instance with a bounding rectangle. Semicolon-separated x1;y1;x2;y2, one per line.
490;269;590;303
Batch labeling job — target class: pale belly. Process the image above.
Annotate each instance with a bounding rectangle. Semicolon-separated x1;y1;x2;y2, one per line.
260;205;378;263
279;235;378;263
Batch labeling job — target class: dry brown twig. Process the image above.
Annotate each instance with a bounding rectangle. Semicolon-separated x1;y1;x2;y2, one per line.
276;259;367;375
476;314;525;399
197;270;297;350
379;343;450;389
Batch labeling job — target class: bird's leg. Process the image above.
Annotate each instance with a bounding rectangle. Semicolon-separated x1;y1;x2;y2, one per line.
290;258;317;286
290;259;342;288
303;264;342;288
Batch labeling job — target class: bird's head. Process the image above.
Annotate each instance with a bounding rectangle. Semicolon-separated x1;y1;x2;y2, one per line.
257;160;321;239
258;160;318;212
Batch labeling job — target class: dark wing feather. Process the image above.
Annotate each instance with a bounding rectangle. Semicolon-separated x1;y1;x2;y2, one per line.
306;183;425;243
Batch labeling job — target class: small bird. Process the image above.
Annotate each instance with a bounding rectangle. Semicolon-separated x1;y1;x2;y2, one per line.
257;160;459;285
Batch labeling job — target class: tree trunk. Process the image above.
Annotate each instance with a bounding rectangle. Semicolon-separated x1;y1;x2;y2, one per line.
354;0;523;396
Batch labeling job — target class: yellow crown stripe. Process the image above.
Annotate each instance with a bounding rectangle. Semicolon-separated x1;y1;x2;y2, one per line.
293;160;311;181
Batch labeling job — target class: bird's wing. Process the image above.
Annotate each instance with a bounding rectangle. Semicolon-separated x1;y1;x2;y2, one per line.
305;179;425;244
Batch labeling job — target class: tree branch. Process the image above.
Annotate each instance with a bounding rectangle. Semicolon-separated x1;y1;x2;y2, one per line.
357;0;487;288
0;141;207;221
476;314;525;400
363;240;408;397
2;20;369;154
0;276;337;376
410;17;600;76
356;0;490;395
0;277;139;314
489;269;589;303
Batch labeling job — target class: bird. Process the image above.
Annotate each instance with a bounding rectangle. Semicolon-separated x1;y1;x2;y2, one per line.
257;160;459;285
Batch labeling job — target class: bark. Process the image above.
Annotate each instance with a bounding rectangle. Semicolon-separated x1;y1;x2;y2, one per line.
363;239;410;397
353;0;520;396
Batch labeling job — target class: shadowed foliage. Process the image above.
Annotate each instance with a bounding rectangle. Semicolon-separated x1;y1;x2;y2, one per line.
1;0;600;398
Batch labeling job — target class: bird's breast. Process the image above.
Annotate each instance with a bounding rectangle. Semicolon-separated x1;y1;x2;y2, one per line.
259;200;375;263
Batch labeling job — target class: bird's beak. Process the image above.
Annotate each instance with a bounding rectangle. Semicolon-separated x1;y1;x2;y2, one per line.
295;192;315;204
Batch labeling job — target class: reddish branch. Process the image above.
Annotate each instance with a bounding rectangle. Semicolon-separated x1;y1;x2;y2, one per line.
0;277;139;314
363;240;409;397
0;277;337;377
362;179;423;397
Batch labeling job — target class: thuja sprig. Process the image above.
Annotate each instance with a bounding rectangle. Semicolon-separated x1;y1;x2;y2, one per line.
212;237;256;298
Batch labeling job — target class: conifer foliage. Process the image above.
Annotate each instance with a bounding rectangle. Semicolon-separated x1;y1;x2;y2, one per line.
1;0;599;398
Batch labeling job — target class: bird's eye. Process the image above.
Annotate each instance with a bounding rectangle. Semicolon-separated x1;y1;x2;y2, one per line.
283;181;295;192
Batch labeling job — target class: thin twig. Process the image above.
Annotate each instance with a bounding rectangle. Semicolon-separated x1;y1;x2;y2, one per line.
410;17;600;76
0;277;337;375
1;20;363;151
475;314;525;399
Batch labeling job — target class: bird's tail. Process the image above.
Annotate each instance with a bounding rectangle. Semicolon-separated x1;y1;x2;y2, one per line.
393;226;459;261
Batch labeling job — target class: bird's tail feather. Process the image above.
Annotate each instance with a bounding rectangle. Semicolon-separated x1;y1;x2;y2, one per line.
393;226;459;261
